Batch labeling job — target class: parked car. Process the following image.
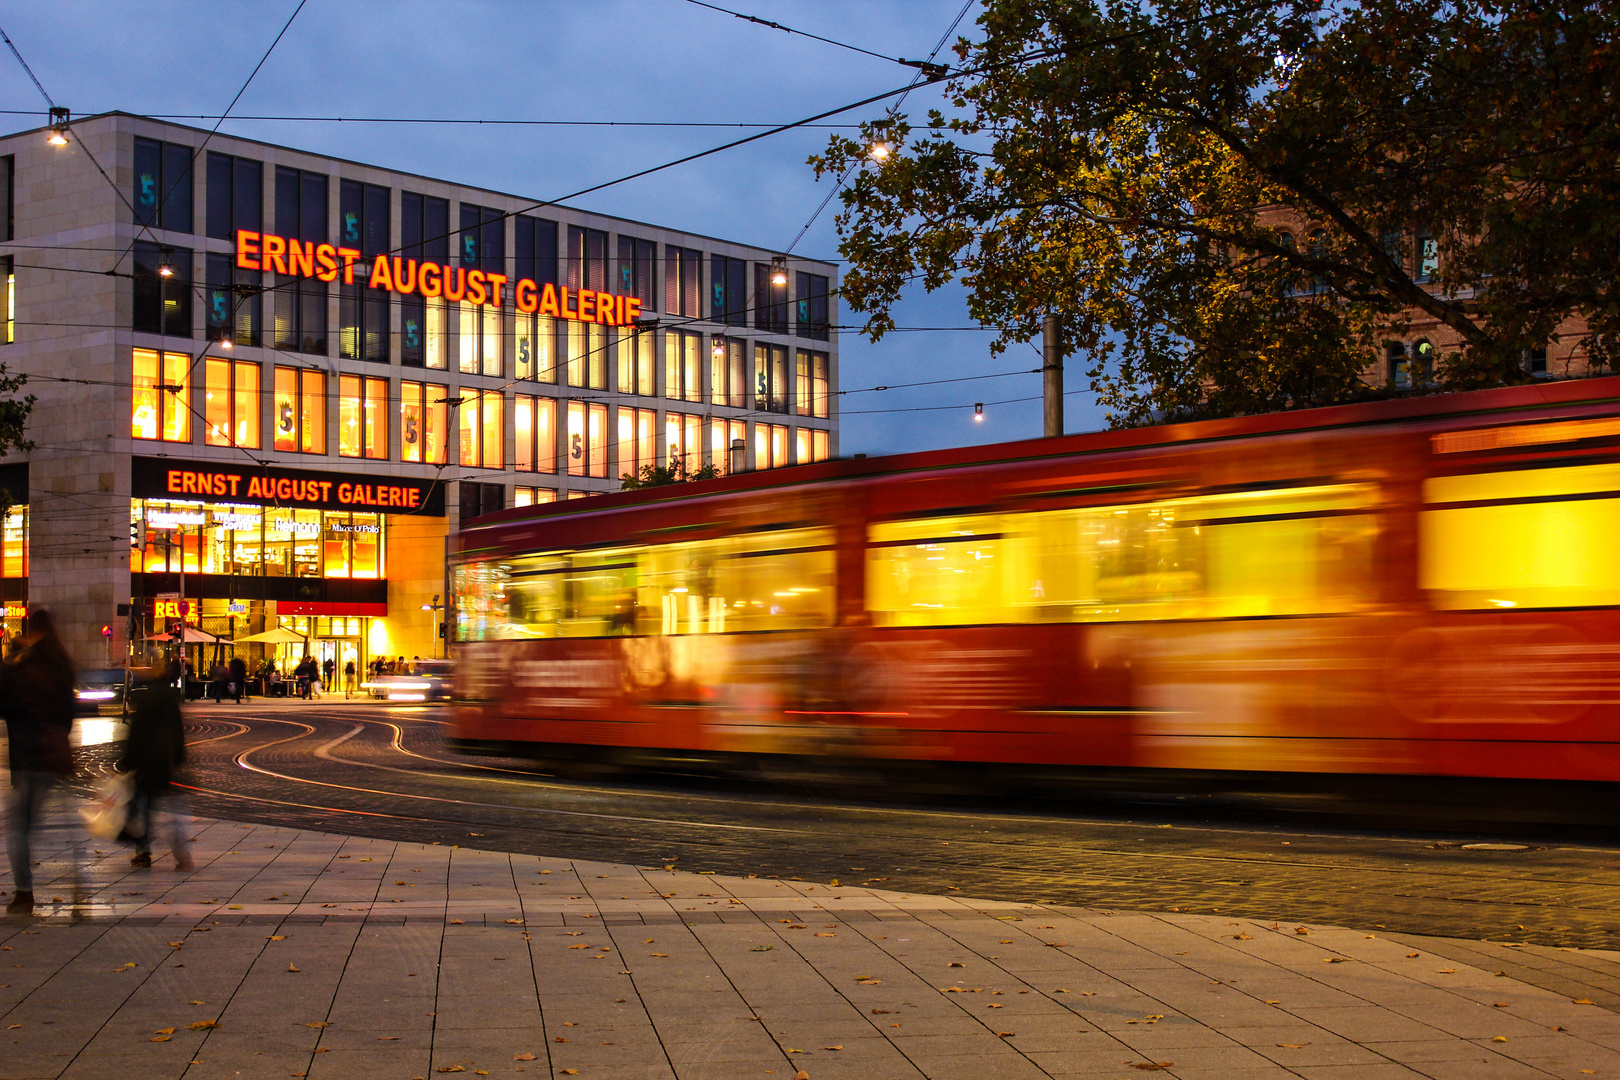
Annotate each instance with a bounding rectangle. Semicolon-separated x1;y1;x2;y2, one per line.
75;667;129;715
363;659;454;702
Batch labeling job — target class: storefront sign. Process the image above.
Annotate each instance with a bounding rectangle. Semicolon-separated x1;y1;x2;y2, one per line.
235;230;643;325
148;510;206;529
154;598;193;620
2;601;25;619
132;457;445;517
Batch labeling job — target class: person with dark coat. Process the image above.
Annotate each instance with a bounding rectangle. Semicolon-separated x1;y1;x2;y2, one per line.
119;660;191;870
228;655;248;703
3;609;81;916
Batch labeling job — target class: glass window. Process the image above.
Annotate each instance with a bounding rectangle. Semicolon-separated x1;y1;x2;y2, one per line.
483;304;502;377
755;423;789;469
665;246;702;319
566;225;608;291
755;343;789;413
710;254;748;326
204;358;260;448
131;348;191;442
205;252;260;347
514;394;557;474
459;390;503;467
513;487;559;508
458;301;478;374
617;407;658;480
664;330;701;403
272;366;326;453
1422;464;1620;609
134;138;193;233
515;216;559;289
352;513;382;578
460;203;505;274
795;350;830;418
339;179;390;362
2;256;11;345
616;235;656;310
795;272;829;340
401;380;448;464
710;418;747;474
338;375;388;459
755;262;789;334
206;152;261;240
1417;229;1439;282
866;486;1378;628
813;429;829;463
133;241;192;337
710;337;742;407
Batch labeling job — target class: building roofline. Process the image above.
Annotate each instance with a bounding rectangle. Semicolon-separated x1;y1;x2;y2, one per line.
1;110;838;270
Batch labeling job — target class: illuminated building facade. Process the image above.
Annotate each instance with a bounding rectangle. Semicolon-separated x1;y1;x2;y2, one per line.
0;112;839;666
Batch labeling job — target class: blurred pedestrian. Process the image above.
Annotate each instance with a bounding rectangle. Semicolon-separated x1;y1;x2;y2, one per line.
322;656;335;696
228;655;248;703
119;660;192;870
208;661;228;704
343;658;356;699
295;655;315;699
3;609;81;916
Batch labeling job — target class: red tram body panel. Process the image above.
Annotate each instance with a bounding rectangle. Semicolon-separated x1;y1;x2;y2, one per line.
450;377;1620;783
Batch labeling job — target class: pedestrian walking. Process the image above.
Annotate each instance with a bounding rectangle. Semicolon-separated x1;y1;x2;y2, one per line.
208;661;228;704
322;657;335;698
119;660;192;870
228;655;248;703
344;658;356;699
295;655;315;699
3;609;82;916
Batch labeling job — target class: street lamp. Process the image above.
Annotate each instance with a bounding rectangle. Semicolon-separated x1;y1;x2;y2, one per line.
769;255;788;286
157;247;175;278
420;594;446;658
46;107;69;146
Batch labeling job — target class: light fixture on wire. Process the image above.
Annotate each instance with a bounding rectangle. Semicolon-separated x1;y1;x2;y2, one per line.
868;120;892;163
217;336;233;350
974;402;984;422
46;107;69;146
769;255;788;287
157;247;175;278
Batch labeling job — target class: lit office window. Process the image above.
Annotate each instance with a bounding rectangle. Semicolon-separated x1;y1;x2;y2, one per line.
514;394;557;474
665;330;701;404
204;358;260;448
273;366;326;454
2;256;12;344
131;348;191;442
617;407;657;479
565;401;608;478
615;327;654;396
710;418;747;474
401;380;448;464
796;350;830;418
756;423;790;469
666;412;703;472
459;390;504;468
339;375;388;459
795;428;831;464
0;505;26;578
514;487;558;508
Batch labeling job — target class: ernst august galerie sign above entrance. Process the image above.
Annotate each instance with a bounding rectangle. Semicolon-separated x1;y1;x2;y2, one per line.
131;457;446;517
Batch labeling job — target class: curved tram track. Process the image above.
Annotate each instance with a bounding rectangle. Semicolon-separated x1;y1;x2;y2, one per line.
119;705;1620;951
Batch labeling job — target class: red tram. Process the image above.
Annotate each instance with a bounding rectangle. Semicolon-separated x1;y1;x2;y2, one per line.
449;377;1620;787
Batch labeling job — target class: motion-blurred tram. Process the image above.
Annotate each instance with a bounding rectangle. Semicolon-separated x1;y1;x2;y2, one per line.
449;377;1620;788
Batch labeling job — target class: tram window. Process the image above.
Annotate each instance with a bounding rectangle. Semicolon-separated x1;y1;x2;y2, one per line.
640;529;835;635
1422;464;1620;609
866;485;1377;626
867;515;1020;627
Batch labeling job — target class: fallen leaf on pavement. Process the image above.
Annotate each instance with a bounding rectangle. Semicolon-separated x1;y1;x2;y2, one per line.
1436;968;1457;974
304;1021;332;1028
794;1073;809;1080
948;962;964;968
287;965;301;972
154;1028;176;1035
1407;952;1420;958
1492;1036;1508;1042
513;1053;535;1061
1129;1063;1173;1072
824;1045;843;1050
1233;933;1252;940
150;1035;171;1042
1324;958;1348;963
269;935;286;941
189;1021;218;1030
1575;999;1596;1005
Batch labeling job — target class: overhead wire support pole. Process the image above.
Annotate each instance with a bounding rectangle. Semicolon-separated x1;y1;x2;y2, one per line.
1043;313;1063;438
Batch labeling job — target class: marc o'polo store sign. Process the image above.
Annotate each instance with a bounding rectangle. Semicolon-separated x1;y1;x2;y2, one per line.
132;457;445;517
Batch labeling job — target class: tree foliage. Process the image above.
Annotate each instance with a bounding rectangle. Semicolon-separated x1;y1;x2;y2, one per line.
619;458;721;490
812;0;1619;426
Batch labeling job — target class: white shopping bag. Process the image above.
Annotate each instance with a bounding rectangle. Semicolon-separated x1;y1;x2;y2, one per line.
80;772;137;840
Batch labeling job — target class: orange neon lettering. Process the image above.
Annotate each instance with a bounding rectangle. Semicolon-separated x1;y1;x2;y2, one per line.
465;269;487;307
538;283;559;317
166;469;182;493
515;278;537;313
392;257;417;295
625;298;642;324
578;289;595;321
484;273;507;308
560;287;577;319
337;483;352;503
337;247;361;285
597;291;617;326
235;230;261;271
408;489;420;508
287;239;315;278
442;266;466;302
369;254;394;292
262;233;288;275
418;262;441;298
315;243;339;282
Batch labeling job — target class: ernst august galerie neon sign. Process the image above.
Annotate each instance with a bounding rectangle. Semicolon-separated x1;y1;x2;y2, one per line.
234;230;645;325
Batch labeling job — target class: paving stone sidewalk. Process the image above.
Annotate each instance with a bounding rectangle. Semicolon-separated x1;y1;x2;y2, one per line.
6;808;1620;1080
